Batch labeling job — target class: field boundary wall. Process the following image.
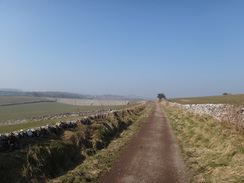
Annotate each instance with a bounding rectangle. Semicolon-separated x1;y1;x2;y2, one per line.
0;104;146;152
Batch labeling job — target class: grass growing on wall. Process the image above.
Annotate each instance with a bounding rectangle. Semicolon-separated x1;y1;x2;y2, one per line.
161;102;244;182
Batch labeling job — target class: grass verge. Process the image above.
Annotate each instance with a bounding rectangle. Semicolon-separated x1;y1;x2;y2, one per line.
161;102;244;183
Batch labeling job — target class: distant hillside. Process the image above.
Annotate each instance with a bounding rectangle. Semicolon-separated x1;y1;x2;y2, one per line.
0;89;25;96
0;89;90;99
0;88;23;92
93;94;144;100
0;89;144;100
25;91;89;99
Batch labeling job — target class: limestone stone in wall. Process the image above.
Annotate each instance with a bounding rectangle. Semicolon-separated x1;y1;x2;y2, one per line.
169;102;244;125
181;104;229;120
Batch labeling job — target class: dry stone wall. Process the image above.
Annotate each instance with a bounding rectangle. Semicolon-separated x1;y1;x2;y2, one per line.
0;105;146;152
169;102;244;125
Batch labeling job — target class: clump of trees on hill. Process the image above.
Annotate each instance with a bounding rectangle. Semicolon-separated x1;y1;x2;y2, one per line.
223;93;232;95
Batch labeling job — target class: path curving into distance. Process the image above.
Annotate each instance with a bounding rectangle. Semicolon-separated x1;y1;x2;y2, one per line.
98;102;188;183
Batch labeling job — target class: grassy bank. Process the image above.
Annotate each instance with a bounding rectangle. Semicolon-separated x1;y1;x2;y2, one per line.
49;102;154;183
168;94;244;106
161;102;244;183
0;103;153;183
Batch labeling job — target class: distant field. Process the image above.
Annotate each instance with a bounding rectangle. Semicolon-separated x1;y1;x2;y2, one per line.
0;102;80;122
169;94;244;106
0;96;140;122
0;96;52;106
54;98;142;106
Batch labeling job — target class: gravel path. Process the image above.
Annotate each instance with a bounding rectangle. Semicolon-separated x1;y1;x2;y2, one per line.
98;102;188;183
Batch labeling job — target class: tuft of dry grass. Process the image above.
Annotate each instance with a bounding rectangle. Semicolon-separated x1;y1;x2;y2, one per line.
161;102;244;183
221;105;244;132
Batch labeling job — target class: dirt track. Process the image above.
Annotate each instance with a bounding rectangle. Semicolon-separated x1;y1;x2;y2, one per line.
98;102;188;183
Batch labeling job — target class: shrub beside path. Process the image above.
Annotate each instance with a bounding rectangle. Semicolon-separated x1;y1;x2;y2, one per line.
98;102;188;183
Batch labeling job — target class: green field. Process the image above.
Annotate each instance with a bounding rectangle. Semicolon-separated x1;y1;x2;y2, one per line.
0;96;139;133
0;104;137;134
0;102;114;122
168;94;244;106
0;96;51;106
0;96;136;122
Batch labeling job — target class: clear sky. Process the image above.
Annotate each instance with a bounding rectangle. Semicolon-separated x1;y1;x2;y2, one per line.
1;0;244;99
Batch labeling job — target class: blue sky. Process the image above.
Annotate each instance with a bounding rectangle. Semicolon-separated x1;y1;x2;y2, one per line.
1;0;244;99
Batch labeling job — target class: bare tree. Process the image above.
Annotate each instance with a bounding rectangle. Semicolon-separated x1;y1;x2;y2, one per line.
157;93;166;101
